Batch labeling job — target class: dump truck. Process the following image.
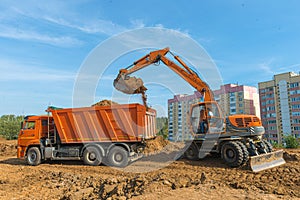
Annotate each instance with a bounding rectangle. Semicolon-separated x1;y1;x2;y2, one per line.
17;103;156;167
113;47;285;172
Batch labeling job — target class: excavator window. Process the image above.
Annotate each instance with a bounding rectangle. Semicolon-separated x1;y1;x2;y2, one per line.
190;102;224;134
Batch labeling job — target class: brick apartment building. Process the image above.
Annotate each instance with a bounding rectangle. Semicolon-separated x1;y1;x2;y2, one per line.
258;72;300;144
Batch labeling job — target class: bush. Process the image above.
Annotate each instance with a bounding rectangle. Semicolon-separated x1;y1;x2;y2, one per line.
0;115;24;140
284;135;299;149
271;141;284;148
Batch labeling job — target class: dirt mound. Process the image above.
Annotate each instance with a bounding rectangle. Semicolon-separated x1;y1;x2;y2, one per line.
92;100;118;107
0;140;16;156
0;137;299;199
284;151;300;161
143;136;169;154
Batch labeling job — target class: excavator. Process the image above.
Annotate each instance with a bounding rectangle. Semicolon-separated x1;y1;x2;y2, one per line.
113;47;285;172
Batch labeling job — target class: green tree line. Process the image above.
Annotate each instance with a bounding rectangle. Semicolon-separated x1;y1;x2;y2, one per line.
156;117;168;139
0;115;24;140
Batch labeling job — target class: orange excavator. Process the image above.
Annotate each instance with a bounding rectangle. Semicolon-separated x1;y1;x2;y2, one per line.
113;47;285;172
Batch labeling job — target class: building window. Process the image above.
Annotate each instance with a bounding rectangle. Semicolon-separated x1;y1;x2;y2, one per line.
292;104;300;109
294;126;300;131
291;97;300;102
267;106;275;111
293;119;300;124
267;87;274;92
292;112;300;116
290;90;300;95
230;103;236;107
268;120;276;124
290;82;299;88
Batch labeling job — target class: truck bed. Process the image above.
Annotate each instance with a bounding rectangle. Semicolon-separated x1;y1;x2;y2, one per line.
50;104;156;144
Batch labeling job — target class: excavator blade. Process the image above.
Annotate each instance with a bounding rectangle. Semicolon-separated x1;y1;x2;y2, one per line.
113;75;147;94
249;150;285;173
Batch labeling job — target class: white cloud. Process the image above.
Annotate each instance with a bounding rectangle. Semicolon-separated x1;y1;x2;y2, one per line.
43;16;127;35
0;59;76;82
258;58;275;75
0;25;82;47
130;19;145;29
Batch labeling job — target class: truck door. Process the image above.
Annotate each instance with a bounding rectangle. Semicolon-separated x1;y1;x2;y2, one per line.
19;120;38;145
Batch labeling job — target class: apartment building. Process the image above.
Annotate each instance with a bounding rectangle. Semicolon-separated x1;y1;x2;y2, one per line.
168;91;202;141
258;72;300;144
167;83;260;141
213;84;260;117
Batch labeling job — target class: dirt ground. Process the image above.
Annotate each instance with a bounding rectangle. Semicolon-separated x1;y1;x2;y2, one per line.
0;138;299;200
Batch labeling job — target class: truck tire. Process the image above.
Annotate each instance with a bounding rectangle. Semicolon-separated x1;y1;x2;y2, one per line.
221;141;244;167
107;146;129;168
83;146;102;166
263;140;273;153
184;143;199;160
235;141;249;165
26;147;41;166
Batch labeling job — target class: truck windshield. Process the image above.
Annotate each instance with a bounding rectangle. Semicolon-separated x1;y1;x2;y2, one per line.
24;121;35;129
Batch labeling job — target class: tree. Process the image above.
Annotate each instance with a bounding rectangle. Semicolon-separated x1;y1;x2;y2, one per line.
0;115;24;140
284;135;299;149
156;117;168;139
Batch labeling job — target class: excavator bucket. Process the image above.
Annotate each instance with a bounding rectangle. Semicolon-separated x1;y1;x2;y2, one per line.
113;75;147;94
249;150;285;172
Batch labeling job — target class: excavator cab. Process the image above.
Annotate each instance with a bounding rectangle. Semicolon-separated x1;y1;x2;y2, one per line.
190;101;225;136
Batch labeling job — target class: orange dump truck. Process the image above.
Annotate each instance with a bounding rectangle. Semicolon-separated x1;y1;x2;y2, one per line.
17;103;156;167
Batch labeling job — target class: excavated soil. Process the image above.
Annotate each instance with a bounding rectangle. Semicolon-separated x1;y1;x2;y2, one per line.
0;138;299;200
91;100;118;107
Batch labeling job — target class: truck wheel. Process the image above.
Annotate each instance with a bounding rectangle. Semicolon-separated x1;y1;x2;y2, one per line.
184;143;199;160
235;141;249;165
107;146;129;168
221;141;244;167
26;147;41;166
83;146;102;166
263;140;273;153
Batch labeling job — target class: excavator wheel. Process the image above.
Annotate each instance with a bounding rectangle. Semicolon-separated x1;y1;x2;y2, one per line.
235;141;249;165
221;141;244;167
184;143;199;160
256;141;267;154
263;140;273;153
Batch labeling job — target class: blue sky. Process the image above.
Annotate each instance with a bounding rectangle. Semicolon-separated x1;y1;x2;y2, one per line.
0;0;300;116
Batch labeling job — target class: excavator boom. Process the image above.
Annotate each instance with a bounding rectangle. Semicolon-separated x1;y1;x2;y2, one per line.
113;47;214;102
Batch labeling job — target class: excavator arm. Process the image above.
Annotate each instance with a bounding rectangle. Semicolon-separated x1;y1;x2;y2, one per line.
113;47;214;102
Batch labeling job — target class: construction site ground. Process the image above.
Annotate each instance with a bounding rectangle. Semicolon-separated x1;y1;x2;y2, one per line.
0;137;299;200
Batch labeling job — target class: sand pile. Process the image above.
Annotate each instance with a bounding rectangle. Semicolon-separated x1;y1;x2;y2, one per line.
143;136;169;154
92;100;118;107
0;139;16;156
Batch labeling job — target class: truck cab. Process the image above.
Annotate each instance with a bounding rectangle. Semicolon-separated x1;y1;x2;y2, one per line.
17;116;53;159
